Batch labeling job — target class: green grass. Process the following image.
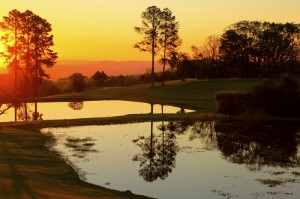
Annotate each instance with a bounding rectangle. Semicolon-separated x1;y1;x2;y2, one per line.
39;78;260;112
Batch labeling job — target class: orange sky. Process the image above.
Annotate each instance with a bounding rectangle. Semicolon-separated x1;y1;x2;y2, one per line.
1;0;300;71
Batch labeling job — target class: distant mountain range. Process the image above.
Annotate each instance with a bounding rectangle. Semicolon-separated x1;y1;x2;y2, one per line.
0;60;166;80
46;60;165;80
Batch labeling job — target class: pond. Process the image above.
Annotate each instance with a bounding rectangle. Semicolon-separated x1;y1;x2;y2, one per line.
41;120;300;199
0;100;194;122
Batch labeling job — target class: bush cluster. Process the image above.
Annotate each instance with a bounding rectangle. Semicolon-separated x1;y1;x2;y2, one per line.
214;75;300;116
214;91;253;115
252;76;300;116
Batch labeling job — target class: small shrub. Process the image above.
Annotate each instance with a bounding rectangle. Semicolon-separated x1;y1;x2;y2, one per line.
104;77;120;87
252;75;300;116
84;77;96;88
214;91;251;115
69;73;86;92
214;75;300;117
55;78;73;93
91;71;108;81
122;76;139;86
38;80;59;97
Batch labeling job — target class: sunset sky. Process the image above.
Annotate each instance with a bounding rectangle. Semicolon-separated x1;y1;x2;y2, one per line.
1;0;300;71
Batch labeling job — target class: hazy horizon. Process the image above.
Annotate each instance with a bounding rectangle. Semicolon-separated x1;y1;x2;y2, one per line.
0;60;166;80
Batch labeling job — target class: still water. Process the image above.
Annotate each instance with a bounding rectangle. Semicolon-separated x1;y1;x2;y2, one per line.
0;100;193;122
42;121;300;199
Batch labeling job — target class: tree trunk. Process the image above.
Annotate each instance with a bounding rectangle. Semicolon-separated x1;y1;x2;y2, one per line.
24;102;28;121
150;104;154;114
25;31;30;121
151;24;155;87
14;105;17;122
34;47;38;120
34;102;38;121
14;21;18;122
162;33;167;86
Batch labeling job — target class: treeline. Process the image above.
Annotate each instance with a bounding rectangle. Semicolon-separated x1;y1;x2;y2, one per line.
170;21;300;80
40;70;179;95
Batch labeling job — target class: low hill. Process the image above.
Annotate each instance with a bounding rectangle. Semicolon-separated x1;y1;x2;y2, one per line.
44;79;261;112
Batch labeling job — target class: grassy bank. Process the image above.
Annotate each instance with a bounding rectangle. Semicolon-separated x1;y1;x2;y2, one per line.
39;78;260;112
0;123;154;199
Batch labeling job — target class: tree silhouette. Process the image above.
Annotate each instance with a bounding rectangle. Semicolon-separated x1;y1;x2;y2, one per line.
159;8;181;86
69;73;86;92
168;52;194;81
92;71;107;80
0;10;57;121
20;10;36;121
30;13;57;120
191;36;221;79
0;9;23;121
220;21;300;78
92;71;107;86
134;6;162;87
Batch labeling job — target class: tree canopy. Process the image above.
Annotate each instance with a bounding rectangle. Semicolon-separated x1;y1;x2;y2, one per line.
168;20;300;80
0;9;58;98
0;9;57;121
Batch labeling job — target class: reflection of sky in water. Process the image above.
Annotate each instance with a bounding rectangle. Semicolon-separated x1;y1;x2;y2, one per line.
0;100;194;122
41;122;300;199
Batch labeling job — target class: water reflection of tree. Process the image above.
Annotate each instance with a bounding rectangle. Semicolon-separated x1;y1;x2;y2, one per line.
64;136;98;159
157;121;178;180
166;120;194;135
132;121;160;182
189;121;217;150
166;120;217;150
169;120;300;170
17;103;43;121
0;93;17;120
132;118;222;182
0;101;13;115
132;107;179;182
215;121;300;170
68;101;84;110
167;120;300;170
133;119;300;181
